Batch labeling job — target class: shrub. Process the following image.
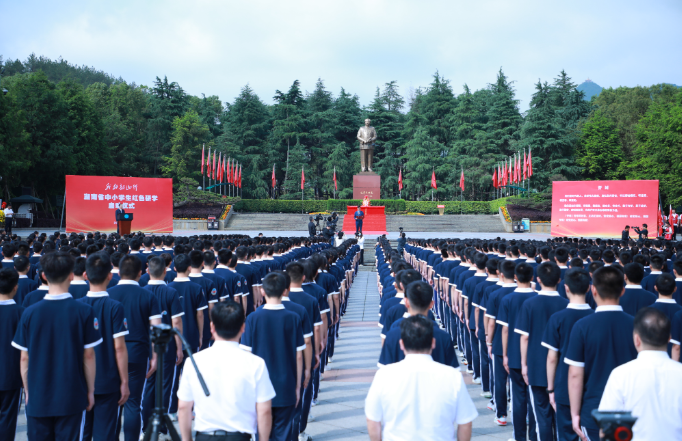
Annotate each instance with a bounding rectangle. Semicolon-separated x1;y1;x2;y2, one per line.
173;203;228;219
507;204;551;221
234;199;406;214
405;201;493;214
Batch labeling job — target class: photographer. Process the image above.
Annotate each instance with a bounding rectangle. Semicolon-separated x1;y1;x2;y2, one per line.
177;301;275;441
633;224;648;240
599;308;682;439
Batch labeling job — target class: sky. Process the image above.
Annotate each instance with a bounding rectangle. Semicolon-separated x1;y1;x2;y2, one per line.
2;0;681;111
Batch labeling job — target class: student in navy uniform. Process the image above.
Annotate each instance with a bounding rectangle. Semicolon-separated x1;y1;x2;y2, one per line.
22;267;50;307
12;252;102;441
379;268;420;330
167;253;207;418
542;268;594;441
69;256;91;299
187;250;218;350
673;260;682;304
620;263;656;316
565;266;637;441
496;262;537;441
79;252;131;441
141;256;184;433
379;281;458;368
235;246;261;315
215;249;247;302
516;262;569;441
471;258;500;399
201;251;230;301
285;263;323;441
462;253;489;381
641;254;665;293
650;273;681;355
0;268;24;441
107;251;123;289
14;255;38;305
107;255;163;441
484;260;518;426
240;271;305;441
1;244;16;269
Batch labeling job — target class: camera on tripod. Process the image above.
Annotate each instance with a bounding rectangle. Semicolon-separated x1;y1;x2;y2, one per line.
592;410;637;441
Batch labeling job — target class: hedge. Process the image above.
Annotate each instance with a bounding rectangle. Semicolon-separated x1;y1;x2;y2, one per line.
233;198;519;214
405;201;494;214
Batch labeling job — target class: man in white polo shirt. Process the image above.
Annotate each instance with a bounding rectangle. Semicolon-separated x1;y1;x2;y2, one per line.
177;301;275;441
599;307;682;440
365;315;478;441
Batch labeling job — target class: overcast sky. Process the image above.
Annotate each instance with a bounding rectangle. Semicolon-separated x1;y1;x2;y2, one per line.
2;0;680;111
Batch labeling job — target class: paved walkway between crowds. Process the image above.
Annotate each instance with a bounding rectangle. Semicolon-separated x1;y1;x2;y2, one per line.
305;268;514;441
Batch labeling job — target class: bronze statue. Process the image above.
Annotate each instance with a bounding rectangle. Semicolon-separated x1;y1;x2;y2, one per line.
357;118;377;172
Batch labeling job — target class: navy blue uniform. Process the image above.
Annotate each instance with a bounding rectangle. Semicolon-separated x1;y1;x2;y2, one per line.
379;318;459;368
16;275;39;306
22;286;49;307
12;293;102;441
141;281;184;433
641;271;663;293
79;292;129;441
542;304;593;441
215;265;248;301
564;306;637;440
68;280;90;300
651;299;682;355
168;278;207;353
235;262;261;315
107;280;162;441
514;292;569;441
241;304;305;441
0;299;25;441
619;285;656;316
201;270;229;301
189;274;218;350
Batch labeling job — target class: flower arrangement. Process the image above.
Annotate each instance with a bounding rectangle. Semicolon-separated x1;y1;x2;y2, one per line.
405;212;425;216
309;212;331;216
501;206;512;223
219;205;231;220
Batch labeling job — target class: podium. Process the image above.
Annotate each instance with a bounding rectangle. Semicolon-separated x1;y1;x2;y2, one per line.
116;212;134;235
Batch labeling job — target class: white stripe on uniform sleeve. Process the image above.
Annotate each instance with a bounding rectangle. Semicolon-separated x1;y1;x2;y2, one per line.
85;338;103;349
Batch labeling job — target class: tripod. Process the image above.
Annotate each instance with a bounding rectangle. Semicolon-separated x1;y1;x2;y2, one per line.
143;325;210;441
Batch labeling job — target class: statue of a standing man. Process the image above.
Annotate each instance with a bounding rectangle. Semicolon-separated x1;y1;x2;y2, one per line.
357;118;377;172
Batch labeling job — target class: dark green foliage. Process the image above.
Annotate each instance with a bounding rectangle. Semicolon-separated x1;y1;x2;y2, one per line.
405;201;493;214
576;110;623;180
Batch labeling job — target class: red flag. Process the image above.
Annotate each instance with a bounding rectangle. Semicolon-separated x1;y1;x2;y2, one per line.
459;169;465;191
398;169;403;191
333;167;337;191
431;169;437;190
517;155;521;183
508;159;512;184
238;164;242;188
218;153;223;182
301;167;305;190
230;160;234;184
212;150;216;179
492;168;497;189
528;149;533;177
201;145;205;175
206;147;211;177
513;155;518;183
523;150;527;180
272;164;276;189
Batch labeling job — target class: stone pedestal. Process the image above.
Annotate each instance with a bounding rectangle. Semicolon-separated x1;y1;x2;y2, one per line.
353;173;381;200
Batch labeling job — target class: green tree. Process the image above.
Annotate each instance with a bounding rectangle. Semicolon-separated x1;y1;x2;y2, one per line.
162;110;211;182
0;88;30;200
484;68;522;157
402;126;445;200
576;110;622;180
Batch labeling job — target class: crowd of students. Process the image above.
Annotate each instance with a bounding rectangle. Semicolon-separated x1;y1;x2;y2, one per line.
372;235;682;440
0;231;359;441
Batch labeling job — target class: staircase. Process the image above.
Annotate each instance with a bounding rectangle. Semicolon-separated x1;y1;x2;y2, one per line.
386;214;503;233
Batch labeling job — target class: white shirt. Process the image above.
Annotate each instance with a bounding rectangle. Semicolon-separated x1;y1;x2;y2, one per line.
357;237;365;250
3;208;13;218
599;350;682;440
365;354;478;441
177;340;276;434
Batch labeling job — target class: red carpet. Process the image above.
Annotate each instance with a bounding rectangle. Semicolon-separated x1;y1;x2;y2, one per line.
341;213;387;235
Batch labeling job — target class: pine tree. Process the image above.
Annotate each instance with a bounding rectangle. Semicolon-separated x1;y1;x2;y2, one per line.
484;68;522;157
402;126;445;200
576;110;622;180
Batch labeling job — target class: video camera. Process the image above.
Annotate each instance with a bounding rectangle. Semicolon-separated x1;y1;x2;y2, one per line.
592;410;637;441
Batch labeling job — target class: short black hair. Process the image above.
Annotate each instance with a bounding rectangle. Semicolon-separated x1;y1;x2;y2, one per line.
397;269;421;291
474;253;488;269
624;263;645;284
500;260;516;280
119;255;142;280
14;255;29;273
592;266;624;301
634;307;671;348
148;256;166;279
515;262;534;283
564;268;591;295
285;262;305;284
0;268;19;295
41;252;75;284
86;253;112;285
110;251;123;268
203;251;216;266
174;254;191;273
554;247;569;264
301;259;319;282
655;273;677;296
211;301;245;340
400;315;434;352
73;256;87;277
405;281;433;311
188;250;204;269
650;254;664;270
262;272;286;298
536;262;561;288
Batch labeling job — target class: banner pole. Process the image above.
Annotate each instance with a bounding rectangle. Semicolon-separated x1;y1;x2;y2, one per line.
60;191;66;232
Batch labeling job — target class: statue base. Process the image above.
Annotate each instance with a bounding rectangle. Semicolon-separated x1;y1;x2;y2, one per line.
353;173;380;199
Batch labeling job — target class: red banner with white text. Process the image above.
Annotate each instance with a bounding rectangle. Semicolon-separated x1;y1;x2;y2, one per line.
66;176;173;233
551;180;658;238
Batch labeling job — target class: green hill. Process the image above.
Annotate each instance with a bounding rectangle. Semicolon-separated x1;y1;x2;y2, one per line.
577;79;603;101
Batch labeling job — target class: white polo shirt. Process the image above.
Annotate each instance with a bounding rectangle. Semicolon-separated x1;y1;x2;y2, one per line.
177;340;276;434
365;354;478;441
599;350;682;440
